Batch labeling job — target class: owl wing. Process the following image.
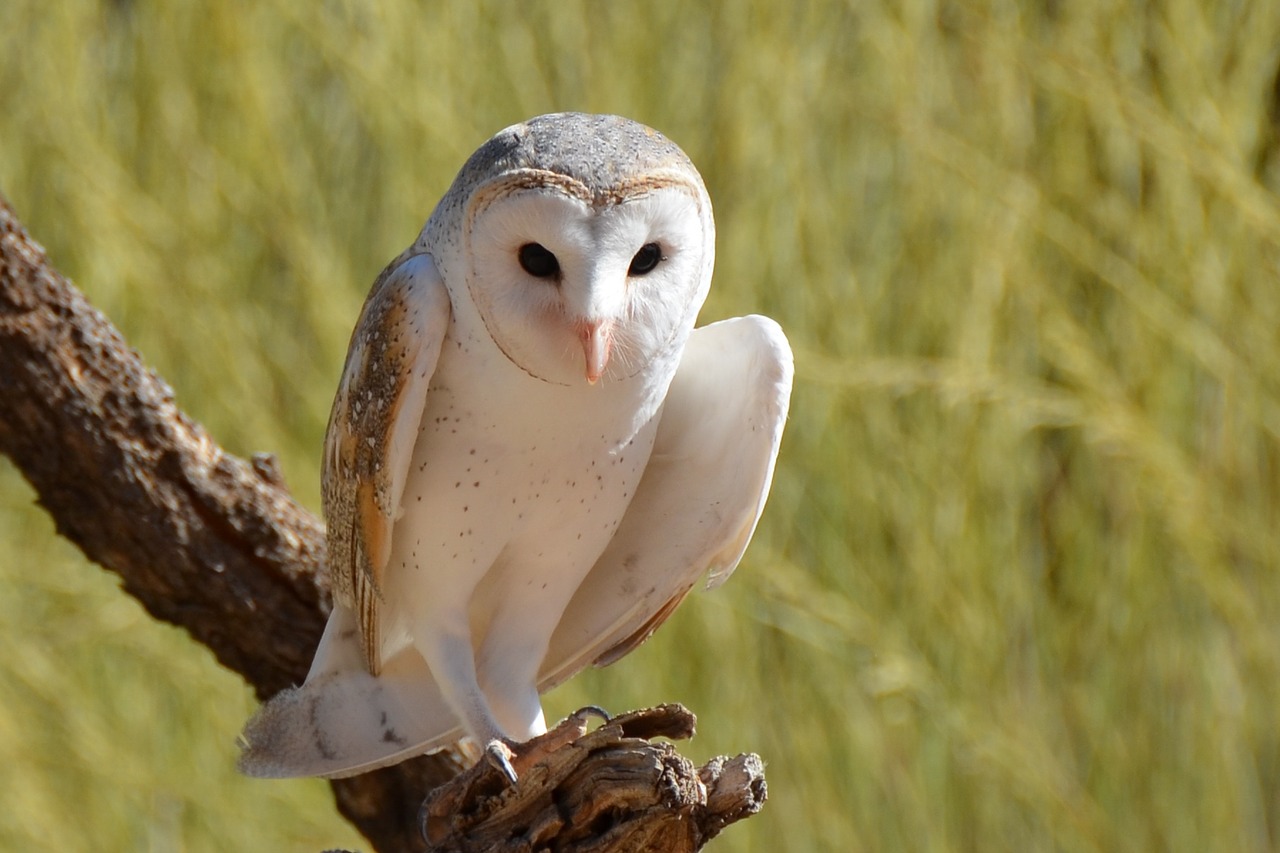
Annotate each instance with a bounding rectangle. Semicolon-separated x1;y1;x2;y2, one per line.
539;314;793;688
323;251;451;675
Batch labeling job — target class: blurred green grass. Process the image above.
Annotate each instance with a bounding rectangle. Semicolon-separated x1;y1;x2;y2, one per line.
3;0;1280;850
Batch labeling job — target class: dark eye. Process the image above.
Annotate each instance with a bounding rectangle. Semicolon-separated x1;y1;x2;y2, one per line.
628;242;663;276
518;243;560;279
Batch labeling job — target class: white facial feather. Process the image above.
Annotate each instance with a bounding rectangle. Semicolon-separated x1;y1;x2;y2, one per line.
238;113;793;780
464;185;707;385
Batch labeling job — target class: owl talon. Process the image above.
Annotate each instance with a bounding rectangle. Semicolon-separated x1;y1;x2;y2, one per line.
576;705;611;724
484;739;519;785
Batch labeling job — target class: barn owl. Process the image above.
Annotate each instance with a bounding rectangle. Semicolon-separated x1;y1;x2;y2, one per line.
238;113;793;780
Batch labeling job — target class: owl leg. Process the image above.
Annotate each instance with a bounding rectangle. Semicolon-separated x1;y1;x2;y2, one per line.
469;598;568;783
472;669;553;787
477;569;576;742
406;615;540;786
474;630;548;742
406;617;508;748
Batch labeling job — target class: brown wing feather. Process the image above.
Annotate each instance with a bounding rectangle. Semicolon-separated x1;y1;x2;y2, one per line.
591;585;694;668
322;251;450;675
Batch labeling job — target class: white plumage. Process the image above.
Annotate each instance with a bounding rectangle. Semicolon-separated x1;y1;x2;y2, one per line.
238;113;793;779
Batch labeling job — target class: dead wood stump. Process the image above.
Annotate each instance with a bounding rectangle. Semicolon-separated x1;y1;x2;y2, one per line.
419;704;766;853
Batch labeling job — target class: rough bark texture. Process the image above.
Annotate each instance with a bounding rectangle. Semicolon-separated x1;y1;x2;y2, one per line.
0;193;474;850
418;705;766;853
0;194;765;852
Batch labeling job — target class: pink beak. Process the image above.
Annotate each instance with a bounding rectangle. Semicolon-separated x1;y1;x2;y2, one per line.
578;319;615;385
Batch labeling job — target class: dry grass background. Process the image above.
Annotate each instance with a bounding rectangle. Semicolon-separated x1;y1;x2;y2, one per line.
3;1;1280;850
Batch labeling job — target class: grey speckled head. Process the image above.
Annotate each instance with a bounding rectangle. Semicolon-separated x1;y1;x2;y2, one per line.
461;113;698;195
418;113;708;259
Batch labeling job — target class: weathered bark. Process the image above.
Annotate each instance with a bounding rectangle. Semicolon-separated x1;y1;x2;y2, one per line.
0;192;471;850
0;194;765;852
418;705;765;853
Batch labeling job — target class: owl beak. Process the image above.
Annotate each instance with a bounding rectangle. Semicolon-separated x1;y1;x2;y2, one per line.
578;319;614;385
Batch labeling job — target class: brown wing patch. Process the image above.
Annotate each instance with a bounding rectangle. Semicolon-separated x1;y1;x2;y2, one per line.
322;250;449;677
355;559;382;675
355;481;391;580
593;585;694;668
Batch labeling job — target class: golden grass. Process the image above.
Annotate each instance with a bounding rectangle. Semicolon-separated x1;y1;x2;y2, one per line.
3;1;1280;850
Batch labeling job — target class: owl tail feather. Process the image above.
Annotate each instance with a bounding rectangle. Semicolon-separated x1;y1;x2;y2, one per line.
237;605;463;779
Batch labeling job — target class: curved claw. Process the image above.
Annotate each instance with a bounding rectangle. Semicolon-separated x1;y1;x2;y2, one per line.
575;705;612;724
483;739;518;786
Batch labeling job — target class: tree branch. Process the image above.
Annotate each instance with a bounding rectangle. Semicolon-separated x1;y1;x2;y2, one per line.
0;194;764;852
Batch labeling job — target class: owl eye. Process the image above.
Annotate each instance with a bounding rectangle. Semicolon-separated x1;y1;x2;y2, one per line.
518;243;560;279
628;243;663;276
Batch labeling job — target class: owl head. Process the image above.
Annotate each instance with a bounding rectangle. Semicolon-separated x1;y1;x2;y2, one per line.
425;113;715;387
